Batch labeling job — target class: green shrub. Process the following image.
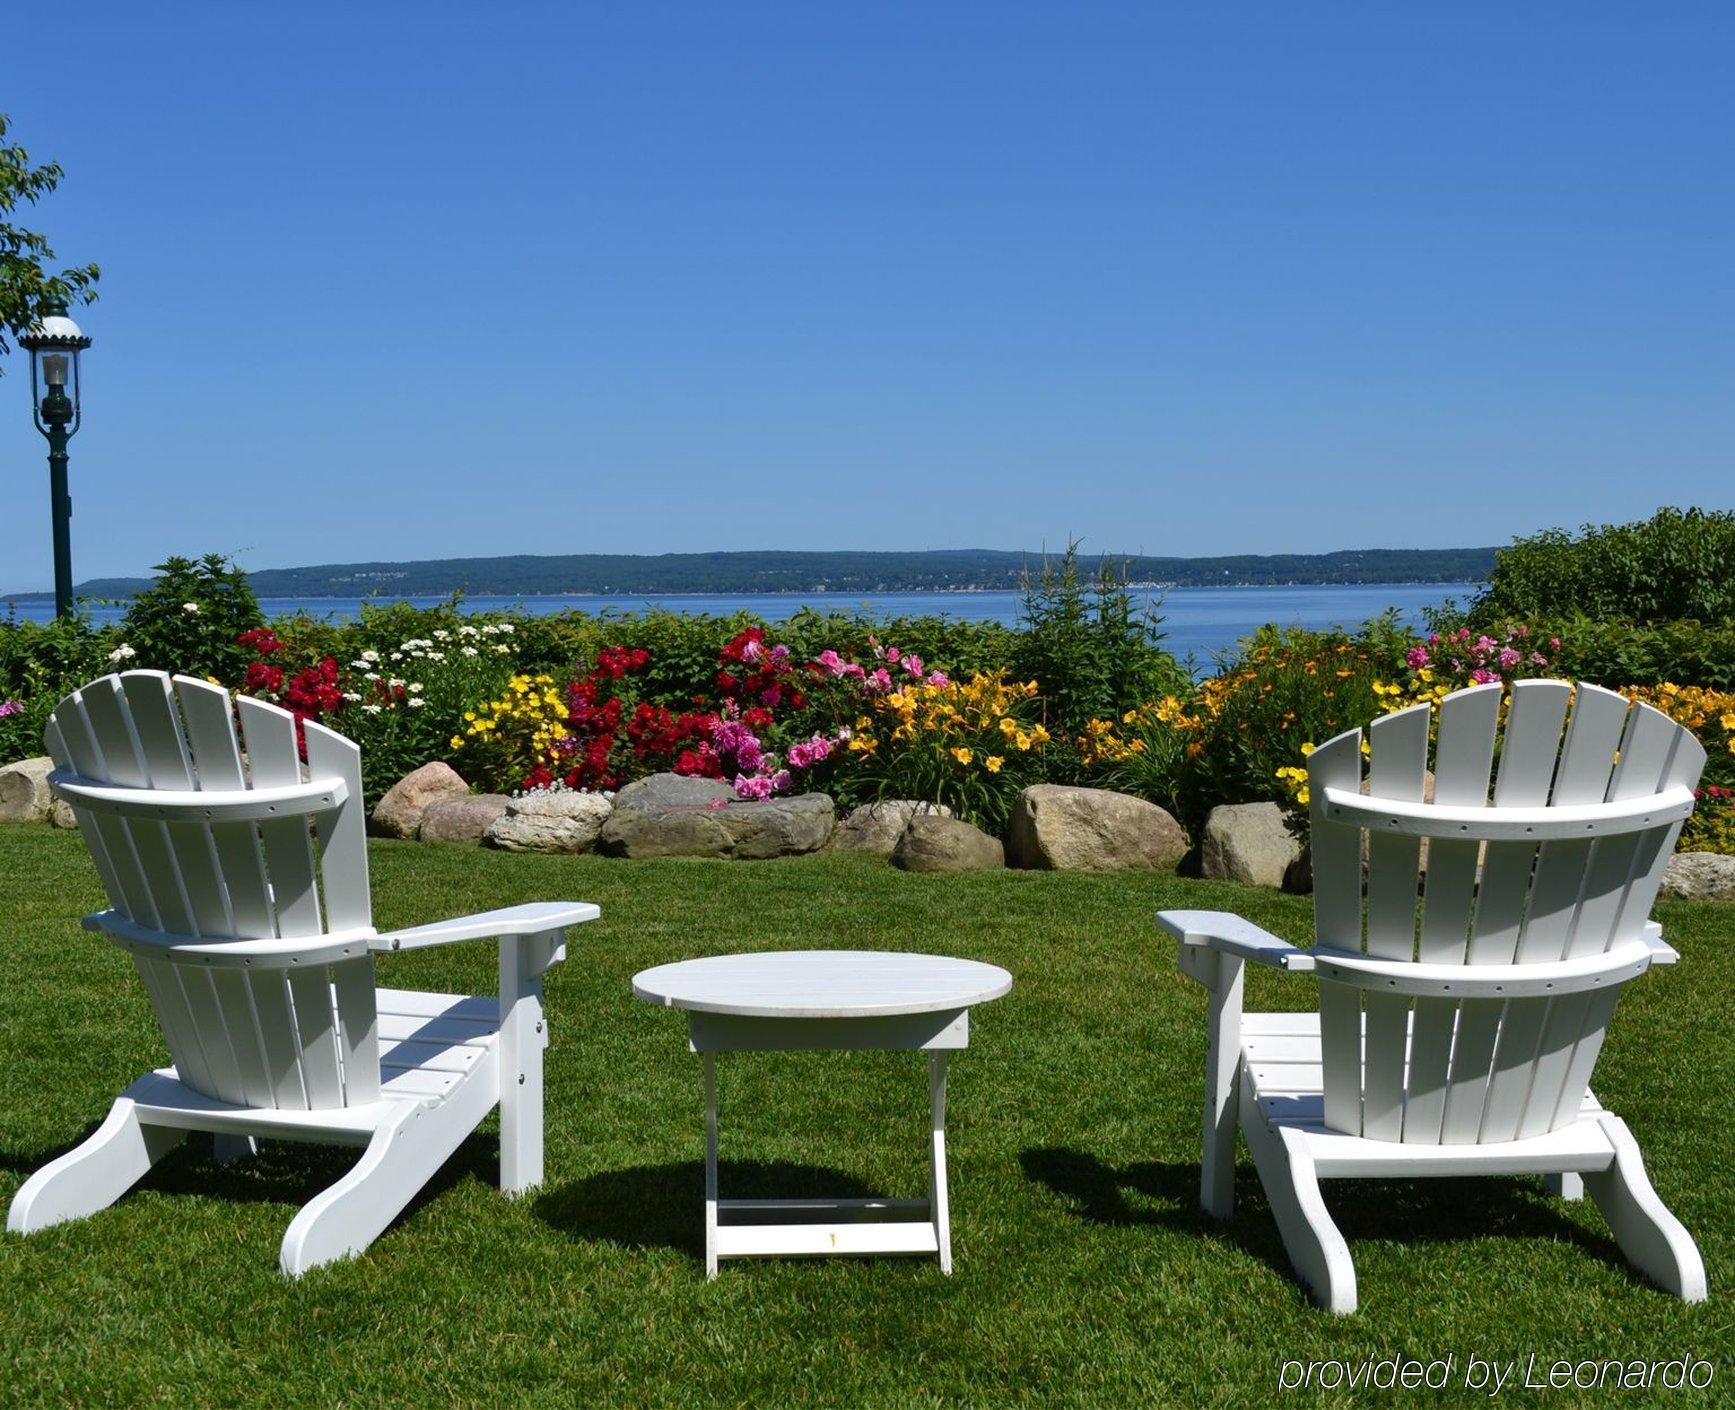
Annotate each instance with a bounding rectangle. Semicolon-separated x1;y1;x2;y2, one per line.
0;611;119;764
1011;544;1190;782
116;554;263;680
1468;507;1735;626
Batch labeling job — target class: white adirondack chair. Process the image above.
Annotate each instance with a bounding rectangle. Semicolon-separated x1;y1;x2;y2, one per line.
1159;679;1707;1314
6;671;599;1274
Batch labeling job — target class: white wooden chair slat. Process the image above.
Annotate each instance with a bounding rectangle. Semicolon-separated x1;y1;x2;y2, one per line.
1469;681;1571;966
1360;705;1429;1140
81;678;199;939
1405;684;1500;1142
235;697;323;938
1513;685;1630;963
43;715;129;915
287;968;346;1108
11;674;597;1275
1163;678;1707;1312
118;674;232;937
172;677;276;936
1307;729;1365;1136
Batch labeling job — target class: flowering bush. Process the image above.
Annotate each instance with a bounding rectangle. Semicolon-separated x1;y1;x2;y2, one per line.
1621;683;1735;794
1682;786;1735;855
118;553;264;682
841;668;1049;829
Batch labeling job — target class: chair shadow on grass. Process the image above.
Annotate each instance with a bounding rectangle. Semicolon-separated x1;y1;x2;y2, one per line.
2;1123;498;1237
532;1159;883;1260
1019;1146;1637;1294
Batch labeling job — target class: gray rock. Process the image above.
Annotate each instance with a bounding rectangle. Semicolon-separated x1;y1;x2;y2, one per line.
832;799;955;854
891;815;1005;873
599;773;835;859
0;756;54;824
1201;802;1302;888
372;761;470;838
612;772;736;809
1660;851;1735;901
417;794;511;842
1005;784;1188;871
485;791;615;853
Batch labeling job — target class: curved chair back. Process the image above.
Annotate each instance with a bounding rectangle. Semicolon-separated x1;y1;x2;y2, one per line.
46;672;380;1110
1306;679;1702;1144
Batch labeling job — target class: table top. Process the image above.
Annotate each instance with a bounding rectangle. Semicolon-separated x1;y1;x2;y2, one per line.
631;950;1014;1019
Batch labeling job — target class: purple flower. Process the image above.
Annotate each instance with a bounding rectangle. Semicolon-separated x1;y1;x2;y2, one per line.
924;671;949;687
0;699;22;718
1498;647;1522;669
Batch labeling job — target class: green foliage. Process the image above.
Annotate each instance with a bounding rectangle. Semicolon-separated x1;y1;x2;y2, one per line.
1453;614;1735;691
117;554;264;681
1468;507;1735;626
0;113;99;371
1012;544;1190;781
0;610;117;762
1681;789;1735;855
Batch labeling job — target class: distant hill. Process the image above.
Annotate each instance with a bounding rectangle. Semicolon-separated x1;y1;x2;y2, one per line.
5;546;1496;602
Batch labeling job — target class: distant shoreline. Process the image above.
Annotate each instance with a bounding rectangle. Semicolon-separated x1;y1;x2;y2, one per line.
3;579;1484;605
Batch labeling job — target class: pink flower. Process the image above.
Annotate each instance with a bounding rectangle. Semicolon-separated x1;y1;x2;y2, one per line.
1470;668;1499;684
769;644;789;665
1549;637;1562;651
1529;652;1546;666
815;649;847;676
842;661;866;680
771;769;791;793
925;670;949;687
1457;628;1472;641
864;667;893;693
1474;635;1499;656
0;699;22;718
741;638;763;664
1428;633;1441;645
1406;646;1430;670
1498;647;1522;669
902;653;924;677
734;774;772;802
885;646;901;664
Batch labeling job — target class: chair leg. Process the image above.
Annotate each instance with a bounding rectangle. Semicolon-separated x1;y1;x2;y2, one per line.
1240;1072;1356;1314
213;1133;259;1164
1544;1172;1583;1201
7;1096;185;1236
1199;958;1244;1221
1584;1115;1707;1302
279;1076;493;1276
929;1051;953;1275
499;930;559;1194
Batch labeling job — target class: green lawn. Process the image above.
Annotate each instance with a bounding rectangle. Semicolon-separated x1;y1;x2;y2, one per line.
1;826;1730;1407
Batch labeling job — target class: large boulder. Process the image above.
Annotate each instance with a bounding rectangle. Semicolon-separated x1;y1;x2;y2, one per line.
832;799;955;855
418;793;512;842
372;762;470;838
485;791;615;853
1660;851;1735;901
0;756;55;824
1201;802;1301;889
1005;784;1188;872
891;815;1004;873
598;773;835;859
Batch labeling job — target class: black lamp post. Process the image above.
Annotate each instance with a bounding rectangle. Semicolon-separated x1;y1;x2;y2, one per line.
19;298;92;620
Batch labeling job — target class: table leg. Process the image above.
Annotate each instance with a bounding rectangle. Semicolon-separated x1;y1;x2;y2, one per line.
704;1053;719;1279
929;1050;952;1275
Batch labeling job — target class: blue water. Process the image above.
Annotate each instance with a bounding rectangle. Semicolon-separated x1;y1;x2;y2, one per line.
2;583;1474;666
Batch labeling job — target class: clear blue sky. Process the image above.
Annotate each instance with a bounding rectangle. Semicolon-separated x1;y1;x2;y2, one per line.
4;4;1731;587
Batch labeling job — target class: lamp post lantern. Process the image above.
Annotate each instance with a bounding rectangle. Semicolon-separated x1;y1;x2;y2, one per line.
19;298;92;619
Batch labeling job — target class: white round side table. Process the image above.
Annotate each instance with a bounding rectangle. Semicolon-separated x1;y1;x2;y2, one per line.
633;949;1013;1277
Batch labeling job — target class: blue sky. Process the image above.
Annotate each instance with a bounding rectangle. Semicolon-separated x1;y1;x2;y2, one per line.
4;4;1731;586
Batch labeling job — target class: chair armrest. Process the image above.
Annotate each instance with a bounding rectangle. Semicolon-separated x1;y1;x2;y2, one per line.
371;901;600;954
1156;909;1315;971
1642;920;1680;966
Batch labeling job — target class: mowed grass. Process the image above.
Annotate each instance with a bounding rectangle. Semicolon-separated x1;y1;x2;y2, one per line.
0;826;1731;1407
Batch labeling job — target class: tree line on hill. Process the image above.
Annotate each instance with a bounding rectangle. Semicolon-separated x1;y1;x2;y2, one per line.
11;546;1498;602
